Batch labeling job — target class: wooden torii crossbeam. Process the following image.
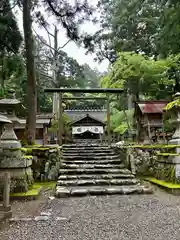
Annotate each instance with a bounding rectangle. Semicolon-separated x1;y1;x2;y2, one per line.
44;88;123;145
44;88;123;93
62;96;107;100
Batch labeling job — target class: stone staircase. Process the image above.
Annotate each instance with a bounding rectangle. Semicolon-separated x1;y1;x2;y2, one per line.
56;144;152;197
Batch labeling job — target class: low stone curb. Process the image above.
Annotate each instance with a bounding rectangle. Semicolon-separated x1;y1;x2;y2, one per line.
55;186;153;198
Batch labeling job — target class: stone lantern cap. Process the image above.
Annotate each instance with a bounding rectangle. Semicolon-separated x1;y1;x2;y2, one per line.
174;92;180;99
0;98;20;105
0;114;12;124
0;89;20;106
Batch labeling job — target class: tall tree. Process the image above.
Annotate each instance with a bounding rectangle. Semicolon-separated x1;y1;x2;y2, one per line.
23;0;37;144
89;0;162;62
0;0;22;87
21;0;96;144
158;0;180;57
101;52;173;103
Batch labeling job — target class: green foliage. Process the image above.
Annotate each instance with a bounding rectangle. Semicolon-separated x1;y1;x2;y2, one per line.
110;108;134;134
0;0;22;54
48;114;71;134
164;98;180;111
101;52;173;100
91;0;161;62
158;1;180;57
124;144;180;149
95;0;180;64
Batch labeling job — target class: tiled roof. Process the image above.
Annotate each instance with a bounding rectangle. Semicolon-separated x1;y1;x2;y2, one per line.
64;109;107;122
70;114;105;126
137;101;168;114
18;119;50;124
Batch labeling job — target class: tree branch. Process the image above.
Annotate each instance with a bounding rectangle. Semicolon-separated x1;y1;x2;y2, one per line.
39;72;57;87
0;0;19;14
42;23;55;38
39;72;52;79
58;39;72;50
33;27;72;54
45;0;71;18
32;27;54;55
1;42;17;54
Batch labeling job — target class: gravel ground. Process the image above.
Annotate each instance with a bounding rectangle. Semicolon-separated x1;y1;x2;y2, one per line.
1;187;180;240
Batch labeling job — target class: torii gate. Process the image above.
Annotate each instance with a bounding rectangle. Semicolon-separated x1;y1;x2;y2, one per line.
44;88;123;145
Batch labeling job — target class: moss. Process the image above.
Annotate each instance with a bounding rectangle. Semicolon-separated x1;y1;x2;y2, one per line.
23;155;33;159
145;177;180;189
35;181;56;189
5;148;32;155
34;148;50;151
10;181;56;198
156;153;180;156
25;147;50;152
125;144;180;149
10;184;42;197
20;147;52;155
164;98;180;111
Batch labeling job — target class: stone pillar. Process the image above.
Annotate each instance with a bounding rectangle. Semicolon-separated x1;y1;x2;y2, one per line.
0;172;12;219
43;125;48;145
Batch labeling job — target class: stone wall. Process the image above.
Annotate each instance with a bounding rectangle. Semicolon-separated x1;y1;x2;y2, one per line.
25;146;61;181
114;146;158;176
114;144;180;182
154;154;180;183
0;146;61;194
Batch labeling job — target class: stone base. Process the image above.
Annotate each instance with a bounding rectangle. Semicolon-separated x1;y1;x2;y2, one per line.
169;138;180;145
0;205;12;220
0;156;32;168
0;170;34;194
155;159;180;183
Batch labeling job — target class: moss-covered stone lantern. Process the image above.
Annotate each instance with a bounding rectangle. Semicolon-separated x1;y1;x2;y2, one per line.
0;90;34;194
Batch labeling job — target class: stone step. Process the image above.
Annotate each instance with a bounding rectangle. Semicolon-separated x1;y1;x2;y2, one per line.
62;149;115;155
63;144;109;147
55;185;153;198
57;178;139;186
61;163;125;169
62;155;119;160
62;146;111;151
62;152;116;156
58;173;135;180
62;160;122;165
59;168;132;175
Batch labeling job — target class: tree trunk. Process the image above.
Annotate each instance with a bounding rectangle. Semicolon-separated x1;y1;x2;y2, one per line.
23;0;37;145
52;25;58;115
1;52;5;89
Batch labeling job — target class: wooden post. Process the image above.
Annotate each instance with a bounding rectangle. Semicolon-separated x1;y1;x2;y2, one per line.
3;172;10;208
58;92;63;145
107;94;111;145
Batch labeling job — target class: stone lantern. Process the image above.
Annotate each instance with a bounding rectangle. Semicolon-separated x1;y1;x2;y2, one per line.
0;114;12;136
0;90;34;193
154;92;180;184
168;92;180;146
0;89;21;148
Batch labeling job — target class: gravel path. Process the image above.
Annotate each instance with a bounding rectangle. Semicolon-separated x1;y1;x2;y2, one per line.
1;188;180;240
